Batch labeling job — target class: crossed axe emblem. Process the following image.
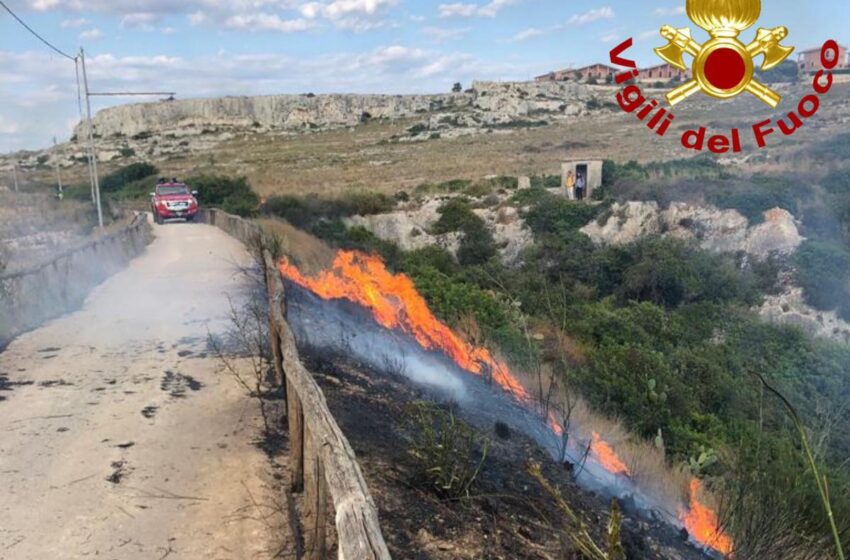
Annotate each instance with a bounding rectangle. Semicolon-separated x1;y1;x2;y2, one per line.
655;0;794;108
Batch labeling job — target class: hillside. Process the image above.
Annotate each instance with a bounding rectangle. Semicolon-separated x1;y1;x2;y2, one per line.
5;77;850;559
7;81;850;199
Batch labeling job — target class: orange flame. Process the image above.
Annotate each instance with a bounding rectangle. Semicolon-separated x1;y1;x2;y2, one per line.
590;432;630;477
278;251;532;403
681;479;734;556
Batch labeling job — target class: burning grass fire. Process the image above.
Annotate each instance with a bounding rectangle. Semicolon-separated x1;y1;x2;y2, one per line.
278;250;734;557
681;480;734;557
591;432;631;477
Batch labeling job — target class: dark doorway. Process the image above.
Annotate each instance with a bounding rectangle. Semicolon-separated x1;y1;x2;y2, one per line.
576;164;588;201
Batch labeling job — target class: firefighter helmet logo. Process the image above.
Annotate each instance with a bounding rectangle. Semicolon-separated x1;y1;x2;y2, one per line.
654;0;795;108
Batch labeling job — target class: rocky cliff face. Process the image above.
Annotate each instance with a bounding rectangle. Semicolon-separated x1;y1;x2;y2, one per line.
73;92;471;140
581;201;804;259
71;80;601;141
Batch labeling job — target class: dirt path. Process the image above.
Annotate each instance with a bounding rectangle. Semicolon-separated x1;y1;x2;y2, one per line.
0;222;286;559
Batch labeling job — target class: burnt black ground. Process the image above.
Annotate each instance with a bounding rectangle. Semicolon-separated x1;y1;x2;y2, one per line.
301;346;709;560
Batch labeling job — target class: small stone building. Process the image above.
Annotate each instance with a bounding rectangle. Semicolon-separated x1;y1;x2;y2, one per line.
561;159;603;201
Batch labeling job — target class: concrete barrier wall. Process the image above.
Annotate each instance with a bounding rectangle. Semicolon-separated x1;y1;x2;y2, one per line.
0;214;150;348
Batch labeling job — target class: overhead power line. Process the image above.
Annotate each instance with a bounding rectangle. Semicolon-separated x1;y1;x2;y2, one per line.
0;0;76;61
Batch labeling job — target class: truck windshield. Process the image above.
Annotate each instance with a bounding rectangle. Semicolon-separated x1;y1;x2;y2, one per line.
157;186;189;196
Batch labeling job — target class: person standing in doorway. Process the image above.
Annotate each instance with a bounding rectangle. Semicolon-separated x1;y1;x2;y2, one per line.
576;173;586;201
565;171;576;200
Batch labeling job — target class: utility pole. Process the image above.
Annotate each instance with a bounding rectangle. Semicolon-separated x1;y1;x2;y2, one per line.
11;163;18;193
79;48;103;228
76;46;176;228
53;137;63;198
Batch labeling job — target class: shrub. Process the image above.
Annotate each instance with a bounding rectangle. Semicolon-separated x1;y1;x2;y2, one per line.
523;196;605;239
530;175;562;189
458;223;497;266
404;401;489;499
432;198;480;234
262;191;395;228
613;238;762;309
188;175;260;217
795;240;850;320
708;174;802;224
432;199;498;266
822;168;850;195
436;179;472;193
602;159;649;186
99;162;158;193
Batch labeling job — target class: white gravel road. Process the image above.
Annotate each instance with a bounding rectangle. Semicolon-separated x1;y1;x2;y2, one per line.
0;221;285;559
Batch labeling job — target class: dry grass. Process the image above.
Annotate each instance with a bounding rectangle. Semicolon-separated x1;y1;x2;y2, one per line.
254;217;335;274
23;83;850;200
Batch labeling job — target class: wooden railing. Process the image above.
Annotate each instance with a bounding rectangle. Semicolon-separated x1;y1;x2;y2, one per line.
201;209;392;560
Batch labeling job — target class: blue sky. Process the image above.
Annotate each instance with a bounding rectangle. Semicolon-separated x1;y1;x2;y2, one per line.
1;0;846;152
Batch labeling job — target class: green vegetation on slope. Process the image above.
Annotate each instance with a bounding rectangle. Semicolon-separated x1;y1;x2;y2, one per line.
270;167;850;556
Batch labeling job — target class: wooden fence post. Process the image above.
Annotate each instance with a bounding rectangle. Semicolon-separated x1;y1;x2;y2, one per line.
303;424;329;559
288;375;305;493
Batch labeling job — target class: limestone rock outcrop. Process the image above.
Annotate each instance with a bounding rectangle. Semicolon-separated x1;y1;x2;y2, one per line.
72;93;470;140
344;197;532;266
760;287;850;344
581;201;803;259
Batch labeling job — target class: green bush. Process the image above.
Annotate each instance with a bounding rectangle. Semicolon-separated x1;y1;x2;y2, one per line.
263;191;395;228
431;199;497;266
432;199;479;234
187;175;260;217
100;162;158;193
602;159;648;186
822;168;850;195
708;174;802;223
795;240;850;320
613;238;762;309
530;175;562;189
523;196;605;239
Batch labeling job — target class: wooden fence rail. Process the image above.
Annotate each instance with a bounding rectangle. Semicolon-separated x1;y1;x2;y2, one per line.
201;209;392;560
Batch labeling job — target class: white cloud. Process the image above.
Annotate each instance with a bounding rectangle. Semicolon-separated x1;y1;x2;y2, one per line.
423;26;471;42
120;12;161;30
79;28;103;39
60;17;88;28
438;0;518;18
188;11;208;25
438;3;477;17
300;0;397;30
0;46;526;152
509;27;543;42
568;7;614;25
224;13;313;32
477;0;518;17
600;32;620;43
654;6;686;16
